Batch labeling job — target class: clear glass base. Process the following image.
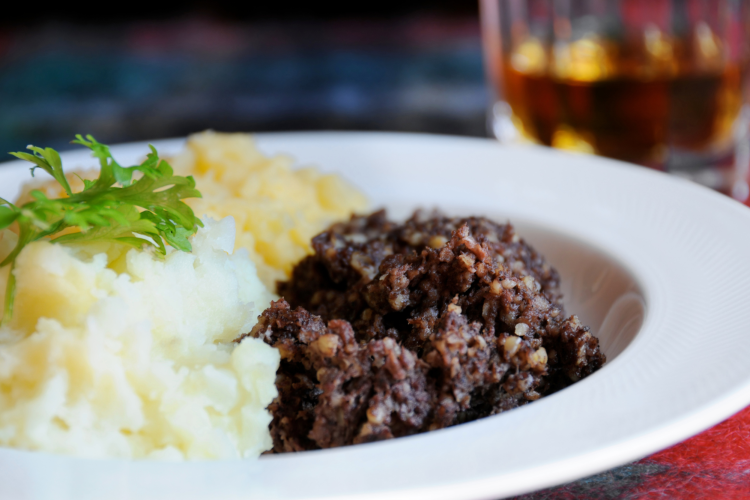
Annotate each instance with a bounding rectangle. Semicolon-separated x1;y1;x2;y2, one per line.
489;103;750;203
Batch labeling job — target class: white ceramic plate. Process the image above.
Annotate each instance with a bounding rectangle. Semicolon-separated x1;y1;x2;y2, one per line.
2;132;750;500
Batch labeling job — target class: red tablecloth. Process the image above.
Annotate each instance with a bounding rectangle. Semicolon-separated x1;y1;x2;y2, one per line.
516;405;750;499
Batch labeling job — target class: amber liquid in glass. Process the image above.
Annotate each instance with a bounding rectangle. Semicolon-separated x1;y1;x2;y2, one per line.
498;48;745;165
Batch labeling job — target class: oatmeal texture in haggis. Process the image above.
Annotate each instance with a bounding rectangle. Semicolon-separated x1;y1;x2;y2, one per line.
238;210;605;452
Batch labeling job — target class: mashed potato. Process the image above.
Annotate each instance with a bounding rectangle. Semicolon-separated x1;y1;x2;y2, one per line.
169;131;368;287
0;132;366;459
0;217;279;459
15;131;368;289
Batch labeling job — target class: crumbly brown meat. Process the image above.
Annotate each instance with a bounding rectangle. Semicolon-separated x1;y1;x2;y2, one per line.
279;210;562;325
239;211;605;452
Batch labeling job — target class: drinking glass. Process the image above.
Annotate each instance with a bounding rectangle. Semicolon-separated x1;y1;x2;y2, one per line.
481;0;750;199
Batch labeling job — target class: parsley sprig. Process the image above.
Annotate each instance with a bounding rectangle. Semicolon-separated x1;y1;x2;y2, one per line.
0;135;203;325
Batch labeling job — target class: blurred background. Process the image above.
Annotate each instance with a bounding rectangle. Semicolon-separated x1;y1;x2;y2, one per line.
3;0;748;199
0;1;485;155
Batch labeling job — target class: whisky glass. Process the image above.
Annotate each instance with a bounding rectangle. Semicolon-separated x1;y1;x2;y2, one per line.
481;0;750;198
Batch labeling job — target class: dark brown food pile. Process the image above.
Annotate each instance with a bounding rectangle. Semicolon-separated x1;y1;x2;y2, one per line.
238;210;605;452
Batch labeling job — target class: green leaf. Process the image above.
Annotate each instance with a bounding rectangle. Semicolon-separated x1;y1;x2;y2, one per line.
2;135;203;325
115;236;154;247
0;262;15;328
73;174;97;191
72;134;118;189
0;206;19;230
10;147;72;196
140;211;194;253
163;226;194;252
9;152;49;174
0;220;38;268
53;217;155;245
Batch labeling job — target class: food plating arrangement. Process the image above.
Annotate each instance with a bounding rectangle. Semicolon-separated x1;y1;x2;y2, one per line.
0;132;603;459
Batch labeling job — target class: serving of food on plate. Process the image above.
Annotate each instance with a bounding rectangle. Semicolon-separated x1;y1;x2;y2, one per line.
1;131;750;499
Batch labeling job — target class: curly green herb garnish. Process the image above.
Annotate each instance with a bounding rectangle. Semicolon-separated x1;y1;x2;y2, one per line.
0;135;203;325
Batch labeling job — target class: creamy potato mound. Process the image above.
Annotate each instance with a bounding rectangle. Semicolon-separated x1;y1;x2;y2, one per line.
0;217;279;459
169;131;368;287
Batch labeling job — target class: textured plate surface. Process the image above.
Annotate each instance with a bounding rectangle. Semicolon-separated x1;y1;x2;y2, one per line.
1;132;750;500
